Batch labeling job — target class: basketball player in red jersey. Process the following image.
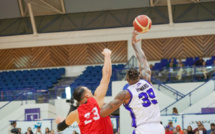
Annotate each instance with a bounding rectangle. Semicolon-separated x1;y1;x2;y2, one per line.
55;48;113;134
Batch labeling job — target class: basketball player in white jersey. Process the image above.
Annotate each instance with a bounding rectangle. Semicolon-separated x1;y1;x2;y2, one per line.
100;30;165;134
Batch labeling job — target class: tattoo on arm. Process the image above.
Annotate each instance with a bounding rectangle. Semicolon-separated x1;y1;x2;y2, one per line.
100;90;130;117
132;43;151;81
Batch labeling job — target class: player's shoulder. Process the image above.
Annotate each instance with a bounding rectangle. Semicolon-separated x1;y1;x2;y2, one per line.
139;79;152;85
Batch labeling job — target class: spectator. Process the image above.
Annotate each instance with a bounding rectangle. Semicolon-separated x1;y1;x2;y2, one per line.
187;125;194;134
165;126;173;134
168;121;175;131
25;127;33;134
172;107;179;114
56;130;63;134
208;123;215;134
35;126;42;134
173;129;177;134
183;129;188;134
177;59;185;67
18;128;22;134
167;59;177;68
195;130;199;134
168;63;175;74
26;131;31;134
9;121;19;134
176;125;184;134
202;61;207;79
193;121;206;133
149;64;154;70
49;130;54;134
199;124;207;134
45;128;50;134
195;56;205;66
176;63;184;80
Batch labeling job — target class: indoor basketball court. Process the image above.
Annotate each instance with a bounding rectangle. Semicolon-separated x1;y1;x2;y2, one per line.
0;0;215;134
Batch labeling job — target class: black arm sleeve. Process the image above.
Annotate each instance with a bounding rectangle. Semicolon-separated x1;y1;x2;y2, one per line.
11;128;19;133
57;120;69;131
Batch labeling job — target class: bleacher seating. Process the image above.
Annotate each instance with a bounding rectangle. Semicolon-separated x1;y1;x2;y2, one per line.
70;64;125;96
151;56;215;83
152;56;215;70
0;68;65;101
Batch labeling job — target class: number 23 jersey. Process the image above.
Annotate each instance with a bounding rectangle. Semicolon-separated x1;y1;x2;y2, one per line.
78;97;113;134
124;79;161;128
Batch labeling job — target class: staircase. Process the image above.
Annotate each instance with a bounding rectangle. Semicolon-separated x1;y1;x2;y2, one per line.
160;76;215;114
152;77;185;100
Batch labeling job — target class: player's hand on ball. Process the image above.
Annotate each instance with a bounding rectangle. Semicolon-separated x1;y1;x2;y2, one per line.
55;116;64;124
132;29;140;45
102;48;112;56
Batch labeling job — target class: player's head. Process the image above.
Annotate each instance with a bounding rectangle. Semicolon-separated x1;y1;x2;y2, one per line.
126;68;139;85
73;86;93;103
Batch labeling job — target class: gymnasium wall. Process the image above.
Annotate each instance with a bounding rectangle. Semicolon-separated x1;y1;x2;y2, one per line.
0;21;215;74
0;41;127;70
0;103;57;134
142;35;215;60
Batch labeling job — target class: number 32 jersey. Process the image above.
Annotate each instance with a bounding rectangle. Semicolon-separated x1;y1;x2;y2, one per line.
124;80;161;128
78;97;113;134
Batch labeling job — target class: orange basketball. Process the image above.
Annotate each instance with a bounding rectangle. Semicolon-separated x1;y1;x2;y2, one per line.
133;15;152;33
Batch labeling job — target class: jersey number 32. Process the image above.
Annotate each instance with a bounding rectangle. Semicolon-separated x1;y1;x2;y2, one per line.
138;88;158;107
84;107;100;125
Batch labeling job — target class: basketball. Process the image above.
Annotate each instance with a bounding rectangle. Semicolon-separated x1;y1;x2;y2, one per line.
133;15;152;33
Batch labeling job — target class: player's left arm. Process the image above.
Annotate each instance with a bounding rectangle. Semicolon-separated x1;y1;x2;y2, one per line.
100;90;130;117
56;110;79;131
131;30;151;83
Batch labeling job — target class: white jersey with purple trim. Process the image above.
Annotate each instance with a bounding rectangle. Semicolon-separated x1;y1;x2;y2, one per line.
124;79;161;128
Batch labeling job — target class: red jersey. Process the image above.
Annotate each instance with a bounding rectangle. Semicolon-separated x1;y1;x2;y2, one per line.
78;97;113;134
101;116;114;134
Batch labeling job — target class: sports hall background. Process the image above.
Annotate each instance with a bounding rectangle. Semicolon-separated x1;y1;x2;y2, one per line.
0;0;215;134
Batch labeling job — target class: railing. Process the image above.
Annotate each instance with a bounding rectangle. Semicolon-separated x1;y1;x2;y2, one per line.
152;65;215;83
0;89;53;120
151;77;185;100
161;76;215;114
124;55;137;69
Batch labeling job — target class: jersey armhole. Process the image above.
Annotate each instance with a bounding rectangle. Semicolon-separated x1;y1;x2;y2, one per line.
123;89;133;107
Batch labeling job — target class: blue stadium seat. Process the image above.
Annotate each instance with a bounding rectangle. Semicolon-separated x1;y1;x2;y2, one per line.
44;69;51;75
185;57;194;66
37;69;44;75
59;68;65;75
153;63;163;70
206;59;213;65
160;59;168;67
117;64;125;69
194;57;199;62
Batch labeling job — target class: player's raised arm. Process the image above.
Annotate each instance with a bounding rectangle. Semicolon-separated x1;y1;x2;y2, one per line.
94;48;112;108
56;110;79;131
132;30;151;83
100;90;130;117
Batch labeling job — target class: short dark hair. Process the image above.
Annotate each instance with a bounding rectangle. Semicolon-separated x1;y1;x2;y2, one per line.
126;68;139;81
211;123;215;126
10;121;16;125
73;86;86;102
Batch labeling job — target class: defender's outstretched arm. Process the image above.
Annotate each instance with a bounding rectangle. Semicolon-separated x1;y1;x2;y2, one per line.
132;30;151;83
94;48;112;108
